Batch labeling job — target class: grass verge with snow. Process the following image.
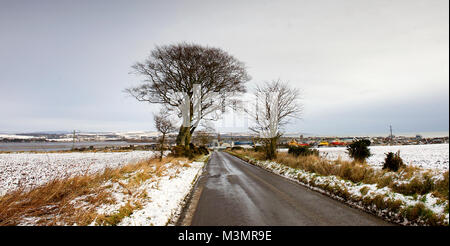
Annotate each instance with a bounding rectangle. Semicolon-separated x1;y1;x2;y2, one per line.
227;150;449;226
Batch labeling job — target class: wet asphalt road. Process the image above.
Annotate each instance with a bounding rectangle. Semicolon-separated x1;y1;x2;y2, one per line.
189;151;392;226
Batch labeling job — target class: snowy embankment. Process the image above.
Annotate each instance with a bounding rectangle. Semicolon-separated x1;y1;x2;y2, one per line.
88;156;207;226
280;144;449;170
0;151;157;196
115;160;205;226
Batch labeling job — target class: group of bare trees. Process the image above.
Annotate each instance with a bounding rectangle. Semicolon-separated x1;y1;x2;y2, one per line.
126;42;302;159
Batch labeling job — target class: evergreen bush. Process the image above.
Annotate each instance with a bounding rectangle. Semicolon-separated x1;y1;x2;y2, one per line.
346;139;371;162
383;151;405;172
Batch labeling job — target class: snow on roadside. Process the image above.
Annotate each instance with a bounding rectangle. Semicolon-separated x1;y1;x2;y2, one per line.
239;155;448;225
118;161;205;226
0;151;158;196
90;158;207;226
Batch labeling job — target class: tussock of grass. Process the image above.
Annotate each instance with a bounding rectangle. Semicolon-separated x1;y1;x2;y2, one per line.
401;203;444;226
360;186;369;196
0;155;191;226
0;173;113;226
96;202;142;226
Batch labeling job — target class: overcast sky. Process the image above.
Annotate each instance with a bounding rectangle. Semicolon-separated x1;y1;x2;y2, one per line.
0;0;448;135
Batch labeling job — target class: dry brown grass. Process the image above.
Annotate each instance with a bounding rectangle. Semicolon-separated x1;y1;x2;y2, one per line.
0;155;190;226
401;202;445;226
95;201;143;226
391;170;449;200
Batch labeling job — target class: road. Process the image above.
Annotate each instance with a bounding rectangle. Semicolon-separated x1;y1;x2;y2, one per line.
186;151;392;226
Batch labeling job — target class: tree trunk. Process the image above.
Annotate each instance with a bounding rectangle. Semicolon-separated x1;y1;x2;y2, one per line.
265;137;278;160
184;130;192;150
160;133;166;161
176;125;194;148
176;102;194;154
176;126;189;146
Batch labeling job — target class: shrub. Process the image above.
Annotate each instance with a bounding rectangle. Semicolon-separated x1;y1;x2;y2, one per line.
231;146;243;151
382;151;404;172
288;146;319;157
346;139;371;162
197;146;210;155
170;144;209;158
189;143;209;156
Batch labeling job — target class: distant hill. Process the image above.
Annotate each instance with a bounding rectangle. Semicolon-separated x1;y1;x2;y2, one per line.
17;131;72;135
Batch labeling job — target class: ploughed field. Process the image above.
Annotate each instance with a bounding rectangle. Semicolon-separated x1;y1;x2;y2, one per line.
0;151;157;196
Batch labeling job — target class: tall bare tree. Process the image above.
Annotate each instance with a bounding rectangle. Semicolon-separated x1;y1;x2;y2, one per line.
126;43;250;152
246;80;302;159
154;109;177;161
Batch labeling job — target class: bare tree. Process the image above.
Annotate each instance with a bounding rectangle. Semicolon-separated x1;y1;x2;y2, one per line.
192;122;216;147
126;43;250;152
154;109;177;160
246;80;302;159
192;131;214;147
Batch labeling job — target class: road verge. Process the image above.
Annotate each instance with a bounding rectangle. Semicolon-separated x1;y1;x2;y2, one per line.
226;150;449;226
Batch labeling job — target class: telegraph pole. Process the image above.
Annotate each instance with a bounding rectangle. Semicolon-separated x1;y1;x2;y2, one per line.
389;125;393;145
72;130;76;150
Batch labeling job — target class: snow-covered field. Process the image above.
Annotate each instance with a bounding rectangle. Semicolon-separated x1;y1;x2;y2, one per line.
0;151;157;196
281;144;449;170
